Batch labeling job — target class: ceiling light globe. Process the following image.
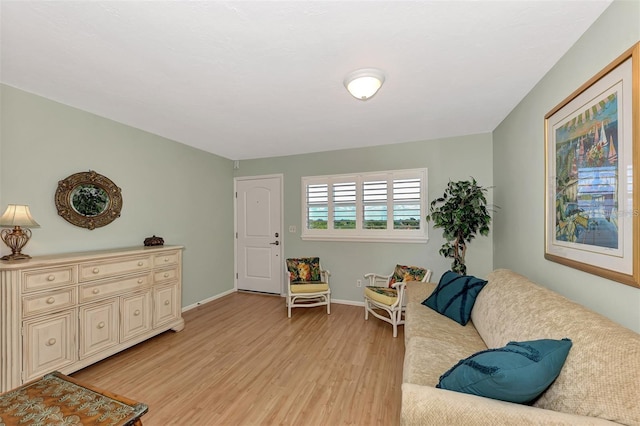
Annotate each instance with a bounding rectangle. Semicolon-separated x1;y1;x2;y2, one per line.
344;68;385;100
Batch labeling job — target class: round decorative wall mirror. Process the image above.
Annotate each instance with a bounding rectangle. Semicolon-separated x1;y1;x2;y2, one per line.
55;171;122;230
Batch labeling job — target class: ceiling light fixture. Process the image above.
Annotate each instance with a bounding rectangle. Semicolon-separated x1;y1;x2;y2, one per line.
343;68;385;101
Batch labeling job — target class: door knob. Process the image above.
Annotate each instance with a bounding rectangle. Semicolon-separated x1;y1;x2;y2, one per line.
270;241;279;245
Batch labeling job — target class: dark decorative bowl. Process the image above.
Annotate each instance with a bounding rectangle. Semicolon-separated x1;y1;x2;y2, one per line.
144;235;164;246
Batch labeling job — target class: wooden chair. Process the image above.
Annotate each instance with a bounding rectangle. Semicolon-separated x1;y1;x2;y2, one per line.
285;257;331;318
364;265;432;337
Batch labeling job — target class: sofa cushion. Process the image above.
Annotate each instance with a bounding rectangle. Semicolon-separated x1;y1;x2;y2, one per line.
405;281;435;306
422;271;487;325
471;269;640;424
404;336;487;387
401;383;619;426
436;338;572;404
404;282;487;348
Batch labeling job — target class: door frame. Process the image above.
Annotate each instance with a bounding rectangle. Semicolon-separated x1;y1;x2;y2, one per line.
233;174;285;295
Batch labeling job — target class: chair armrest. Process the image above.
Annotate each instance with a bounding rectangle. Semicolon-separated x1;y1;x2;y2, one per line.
390;281;407;289
390;281;408;307
364;273;388;279
364;272;392;287
320;269;330;284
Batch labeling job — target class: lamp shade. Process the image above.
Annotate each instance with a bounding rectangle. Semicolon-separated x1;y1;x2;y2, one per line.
0;205;40;228
344;68;385;100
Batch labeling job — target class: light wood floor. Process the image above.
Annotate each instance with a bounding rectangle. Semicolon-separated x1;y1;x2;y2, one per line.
72;292;406;426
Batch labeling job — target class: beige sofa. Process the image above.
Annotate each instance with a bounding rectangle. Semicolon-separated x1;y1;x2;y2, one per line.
402;269;640;425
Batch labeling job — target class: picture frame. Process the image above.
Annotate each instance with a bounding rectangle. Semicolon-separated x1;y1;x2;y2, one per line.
544;42;639;288
55;170;123;230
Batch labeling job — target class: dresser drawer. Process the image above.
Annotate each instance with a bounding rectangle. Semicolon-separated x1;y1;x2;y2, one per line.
22;288;76;317
79;256;151;282
153;251;180;267
79;274;151;303
22;266;76;293
154;267;179;284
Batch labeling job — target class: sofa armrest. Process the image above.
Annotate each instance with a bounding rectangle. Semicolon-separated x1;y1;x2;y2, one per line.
401;384;618;425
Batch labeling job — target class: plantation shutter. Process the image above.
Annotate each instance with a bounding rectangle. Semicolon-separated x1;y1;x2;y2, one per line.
363;179;387;229
306;183;328;229
393;178;421;230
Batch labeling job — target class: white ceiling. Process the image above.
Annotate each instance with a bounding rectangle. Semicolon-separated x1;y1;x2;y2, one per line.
1;1;612;160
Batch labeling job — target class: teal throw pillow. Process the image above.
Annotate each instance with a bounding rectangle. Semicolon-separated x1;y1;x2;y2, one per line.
437;338;573;404
422;271;487;325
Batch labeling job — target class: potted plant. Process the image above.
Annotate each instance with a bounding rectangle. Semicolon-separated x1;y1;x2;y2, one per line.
426;178;493;275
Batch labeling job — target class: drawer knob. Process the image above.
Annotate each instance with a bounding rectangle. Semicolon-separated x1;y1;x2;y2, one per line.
47;275;56;282
92;268;100;274
92;288;100;294
134;309;141;316
46;338;56;346
137;279;144;284
163;273;170;278
138;261;144;266
164;300;170;306
46;297;55;304
97;321;105;329
164;257;169;262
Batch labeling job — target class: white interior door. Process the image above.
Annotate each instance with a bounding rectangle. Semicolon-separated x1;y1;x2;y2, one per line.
236;176;282;294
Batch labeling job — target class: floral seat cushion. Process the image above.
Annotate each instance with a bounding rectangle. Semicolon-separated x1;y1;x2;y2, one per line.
291;282;329;293
365;286;398;306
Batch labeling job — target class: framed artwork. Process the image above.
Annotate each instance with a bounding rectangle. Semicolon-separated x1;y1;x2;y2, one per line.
544;42;639;288
55;170;123;230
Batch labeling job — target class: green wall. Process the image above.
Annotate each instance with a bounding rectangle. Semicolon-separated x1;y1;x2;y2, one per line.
235;133;494;303
0;85;235;308
493;0;640;332
1;83;494;310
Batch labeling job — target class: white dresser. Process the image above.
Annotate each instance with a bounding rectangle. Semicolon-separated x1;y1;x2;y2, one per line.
0;245;184;392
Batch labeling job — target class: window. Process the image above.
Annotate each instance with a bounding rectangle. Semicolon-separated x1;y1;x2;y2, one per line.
302;168;428;242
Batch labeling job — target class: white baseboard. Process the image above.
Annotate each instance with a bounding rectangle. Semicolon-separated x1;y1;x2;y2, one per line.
278;294;364;307
182;288;235;312
183;290;364;312
331;298;364;307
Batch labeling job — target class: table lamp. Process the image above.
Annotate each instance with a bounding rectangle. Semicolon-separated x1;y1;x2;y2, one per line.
0;204;40;261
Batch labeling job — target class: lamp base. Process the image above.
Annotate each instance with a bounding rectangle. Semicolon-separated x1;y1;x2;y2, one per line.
1;253;32;261
1;226;33;261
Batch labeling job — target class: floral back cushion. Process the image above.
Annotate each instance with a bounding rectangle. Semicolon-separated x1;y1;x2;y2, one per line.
389;264;428;287
287;257;322;283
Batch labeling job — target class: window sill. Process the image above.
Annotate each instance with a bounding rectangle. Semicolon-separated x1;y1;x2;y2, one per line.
301;234;428;243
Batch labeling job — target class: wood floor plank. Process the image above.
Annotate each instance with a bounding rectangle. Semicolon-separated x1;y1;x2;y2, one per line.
71;292;405;425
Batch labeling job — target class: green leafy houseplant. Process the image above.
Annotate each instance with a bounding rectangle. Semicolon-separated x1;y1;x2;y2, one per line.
426;178;493;275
